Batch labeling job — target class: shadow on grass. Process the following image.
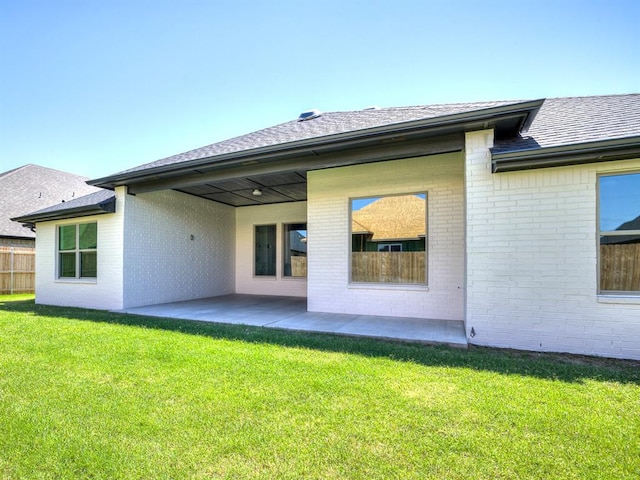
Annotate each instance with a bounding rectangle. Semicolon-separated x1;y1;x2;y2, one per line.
2;299;639;385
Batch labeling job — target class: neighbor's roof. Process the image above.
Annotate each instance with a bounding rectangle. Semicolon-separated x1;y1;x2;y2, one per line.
352;195;426;241
0;164;102;239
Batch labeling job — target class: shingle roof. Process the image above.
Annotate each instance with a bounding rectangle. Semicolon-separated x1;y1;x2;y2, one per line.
492;94;640;153
115;100;520;176
17;189;115;218
0;164;102;239
105;94;640;180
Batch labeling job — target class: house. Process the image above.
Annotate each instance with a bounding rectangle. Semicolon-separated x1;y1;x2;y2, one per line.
0;164;103;293
13;94;640;360
1;164;101;248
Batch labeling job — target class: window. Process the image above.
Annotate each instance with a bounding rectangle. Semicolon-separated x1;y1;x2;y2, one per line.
255;225;276;276
284;223;307;277
378;243;402;252
351;194;426;284
58;222;97;279
599;173;640;293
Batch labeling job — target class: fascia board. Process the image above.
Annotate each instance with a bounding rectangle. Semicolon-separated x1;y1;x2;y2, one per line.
11;197;116;225
492;136;640;173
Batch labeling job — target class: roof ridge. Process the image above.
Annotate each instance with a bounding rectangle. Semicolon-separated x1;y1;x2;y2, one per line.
0;163;34;180
1;163;91;181
321;98;529;115
544;92;640;101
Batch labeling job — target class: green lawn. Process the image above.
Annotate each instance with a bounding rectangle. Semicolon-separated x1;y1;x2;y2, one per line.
1;296;638;479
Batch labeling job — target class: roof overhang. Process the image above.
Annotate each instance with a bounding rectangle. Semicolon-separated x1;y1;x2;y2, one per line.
11;195;116;227
89;99;544;195
492;136;640;173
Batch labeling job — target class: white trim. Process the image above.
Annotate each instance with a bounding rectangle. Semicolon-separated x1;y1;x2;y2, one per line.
348;283;429;292
597;295;640;305
597;170;640;294
56;221;98;280
349;192;428;286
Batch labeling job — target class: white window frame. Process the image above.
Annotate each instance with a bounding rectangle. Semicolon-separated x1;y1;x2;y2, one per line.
283;223;307;278
349;192;427;285
377;243;402;252
597;172;640;294
57;222;98;280
254;224;277;277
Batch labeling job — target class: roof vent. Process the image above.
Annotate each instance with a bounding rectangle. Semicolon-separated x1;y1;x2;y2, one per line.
298;109;322;121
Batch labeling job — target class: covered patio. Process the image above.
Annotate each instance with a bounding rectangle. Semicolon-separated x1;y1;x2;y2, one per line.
119;294;467;347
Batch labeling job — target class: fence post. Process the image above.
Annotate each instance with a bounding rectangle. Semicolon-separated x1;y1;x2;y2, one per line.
10;247;14;295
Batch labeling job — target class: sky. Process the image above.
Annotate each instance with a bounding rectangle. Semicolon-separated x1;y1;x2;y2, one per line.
600;173;640;231
1;0;639;180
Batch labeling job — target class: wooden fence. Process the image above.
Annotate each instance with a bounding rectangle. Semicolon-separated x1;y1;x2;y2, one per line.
351;252;426;284
600;243;640;291
0;247;35;294
291;256;307;277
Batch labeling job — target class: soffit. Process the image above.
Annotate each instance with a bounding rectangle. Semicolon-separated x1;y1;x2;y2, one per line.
176;171;307;207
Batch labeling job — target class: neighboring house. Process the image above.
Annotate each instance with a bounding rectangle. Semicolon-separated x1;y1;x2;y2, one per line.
351;195;426;252
1;164;101;248
13;94;640;360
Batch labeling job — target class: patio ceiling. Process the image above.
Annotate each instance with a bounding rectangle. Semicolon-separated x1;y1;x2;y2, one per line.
176;171;307;207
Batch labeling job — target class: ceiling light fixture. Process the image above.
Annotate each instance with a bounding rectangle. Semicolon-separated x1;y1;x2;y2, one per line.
252;189;262;196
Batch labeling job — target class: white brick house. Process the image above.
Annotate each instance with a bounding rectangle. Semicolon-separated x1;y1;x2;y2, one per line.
14;94;640;359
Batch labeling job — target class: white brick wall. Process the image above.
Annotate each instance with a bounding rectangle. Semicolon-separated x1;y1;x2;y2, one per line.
235;202;307;297
307;153;465;320
465;130;640;360
34;187;125;310
122;189;235;308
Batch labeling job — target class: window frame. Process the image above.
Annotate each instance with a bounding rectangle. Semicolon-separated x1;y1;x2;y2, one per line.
349;192;428;286
254;224;277;277
597;171;640;295
283;223;307;278
377;243;402;252
56;222;98;280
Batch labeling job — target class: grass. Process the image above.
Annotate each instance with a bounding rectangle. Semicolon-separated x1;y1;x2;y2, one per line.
0;295;639;479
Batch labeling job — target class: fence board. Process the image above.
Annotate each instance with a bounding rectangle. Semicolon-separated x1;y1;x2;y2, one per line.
600;244;640;292
291;256;307;277
351;252;426;284
0;247;35;294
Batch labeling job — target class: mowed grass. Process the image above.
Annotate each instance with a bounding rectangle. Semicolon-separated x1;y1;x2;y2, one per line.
0;296;639;479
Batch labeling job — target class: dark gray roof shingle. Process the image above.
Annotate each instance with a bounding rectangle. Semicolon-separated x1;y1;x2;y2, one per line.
109;94;640;179
19;189;115;218
115;100;520;175
0;164;102;239
493;94;640;153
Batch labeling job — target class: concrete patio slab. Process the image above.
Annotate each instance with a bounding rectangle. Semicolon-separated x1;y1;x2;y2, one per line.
119;294;467;347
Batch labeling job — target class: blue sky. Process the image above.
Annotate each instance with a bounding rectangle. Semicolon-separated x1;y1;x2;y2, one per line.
1;0;639;179
600;173;640;231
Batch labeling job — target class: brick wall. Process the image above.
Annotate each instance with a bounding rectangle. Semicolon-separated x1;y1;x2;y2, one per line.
235;202;307;297
465;130;640;360
307;153;465;320
34;187;125;310
122;189;236;308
